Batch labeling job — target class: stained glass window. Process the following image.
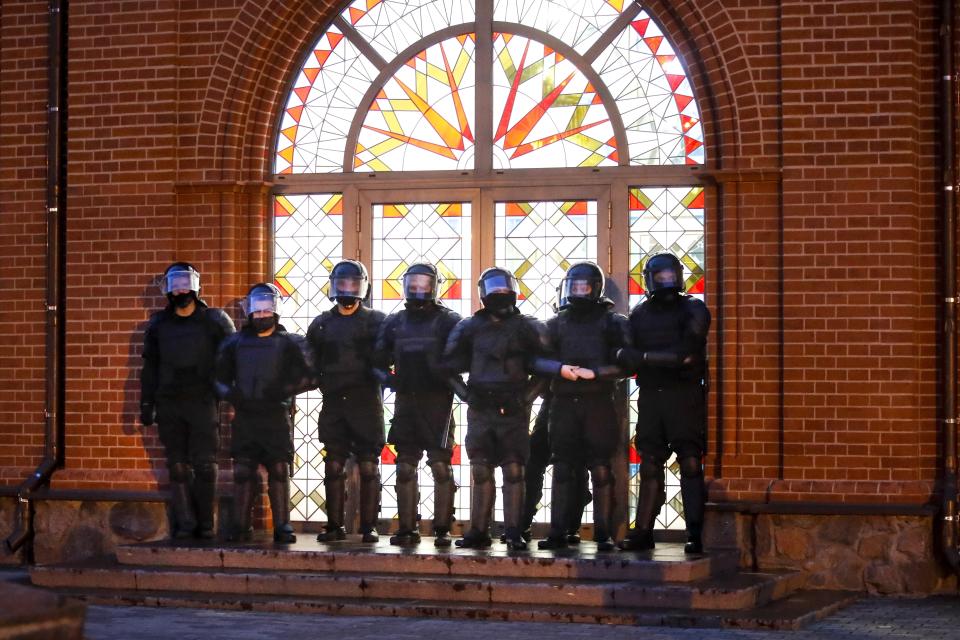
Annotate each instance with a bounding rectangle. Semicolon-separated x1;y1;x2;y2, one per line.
371;202;472;521
493;0;625;55
274;194;343;521
626;186;705;530
275;2;704;171
492;34;617;169
356;36;477;172
593;14;704;165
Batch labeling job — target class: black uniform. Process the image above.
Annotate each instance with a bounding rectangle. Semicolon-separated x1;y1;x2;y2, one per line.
539;300;630;549
215;323;311;541
618;291;710;552
442;307;555;548
141;301;235;537
374;302;461;544
307;304;386;540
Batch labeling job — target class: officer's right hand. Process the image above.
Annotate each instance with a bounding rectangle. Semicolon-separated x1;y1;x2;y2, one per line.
139;402;155;426
560;364;580;381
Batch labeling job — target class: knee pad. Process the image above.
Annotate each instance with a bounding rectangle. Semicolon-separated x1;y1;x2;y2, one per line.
429;461;451;483
502;462;524;485
639;459;664;482
358;460;379;480
233;460;255;484
396;462;417;484
679;456;702;479
590;465;613;488
194;462;218;483
324;459;345;482
169;462;194;483
267;461;289;482
471;463;493;484
552;461;576;484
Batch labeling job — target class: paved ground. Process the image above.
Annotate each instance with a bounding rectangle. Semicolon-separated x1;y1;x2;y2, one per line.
78;594;959;639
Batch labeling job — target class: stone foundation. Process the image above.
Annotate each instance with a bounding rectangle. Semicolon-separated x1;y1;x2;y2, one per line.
705;509;958;594
32;499;169;565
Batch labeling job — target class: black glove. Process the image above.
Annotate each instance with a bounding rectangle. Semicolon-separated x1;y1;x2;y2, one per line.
139;402;155;426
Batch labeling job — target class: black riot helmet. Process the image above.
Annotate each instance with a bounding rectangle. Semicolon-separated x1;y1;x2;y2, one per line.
161;262;201;309
478;266;519;317
243;282;281;333
403;262;440;308
559;261;604;309
330;260;369;305
642;252;684;298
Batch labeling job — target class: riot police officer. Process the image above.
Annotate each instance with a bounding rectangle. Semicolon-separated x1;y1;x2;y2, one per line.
616;253;710;554
373;263;462;547
215;283;311;543
536;262;631;552
441;267;557;551
141;262;235;539
307;260;386;543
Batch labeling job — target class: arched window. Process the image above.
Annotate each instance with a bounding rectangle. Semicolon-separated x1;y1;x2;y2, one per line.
273;0;706;531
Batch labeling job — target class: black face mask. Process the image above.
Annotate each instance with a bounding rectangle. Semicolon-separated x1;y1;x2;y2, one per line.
251;315;277;333
169;292;195;309
484;293;516;318
405;299;430;311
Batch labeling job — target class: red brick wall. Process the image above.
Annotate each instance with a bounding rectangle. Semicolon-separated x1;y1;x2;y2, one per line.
0;0;947;503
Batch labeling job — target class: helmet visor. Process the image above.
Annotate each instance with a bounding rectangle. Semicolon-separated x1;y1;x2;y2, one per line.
479;273;518;297
331;275;368;300
403;272;437;301
162;269;200;295
561;277;599;302
244;291;278;316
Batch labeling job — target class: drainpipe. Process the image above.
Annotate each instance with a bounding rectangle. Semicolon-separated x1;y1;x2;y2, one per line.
939;0;960;577
5;0;67;555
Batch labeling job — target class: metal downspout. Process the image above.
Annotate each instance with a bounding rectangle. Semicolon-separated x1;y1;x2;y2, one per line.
5;0;67;556
939;0;960;577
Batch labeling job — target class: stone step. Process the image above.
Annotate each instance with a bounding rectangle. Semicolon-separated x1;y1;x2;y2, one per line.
30;560;804;611
42;585;858;630
0;580;86;640
115;538;740;583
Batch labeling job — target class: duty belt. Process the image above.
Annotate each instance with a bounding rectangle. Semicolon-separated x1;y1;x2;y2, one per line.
470;388;525;416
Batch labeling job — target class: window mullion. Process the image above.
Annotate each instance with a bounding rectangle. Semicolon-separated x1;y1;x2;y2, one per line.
474;0;493;176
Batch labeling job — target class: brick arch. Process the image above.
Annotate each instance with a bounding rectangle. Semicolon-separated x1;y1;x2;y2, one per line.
644;0;771;169
191;0;769;182
186;0;345;183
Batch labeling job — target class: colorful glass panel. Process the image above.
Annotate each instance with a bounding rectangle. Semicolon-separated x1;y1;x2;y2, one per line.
346;0;476;60
371;202;472;520
356;36;477;172
626;185;705;530
275;26;381;174
492;33;617;169
274;194;344;522
593;10;705;165
493;0;625;55
495;200;597;524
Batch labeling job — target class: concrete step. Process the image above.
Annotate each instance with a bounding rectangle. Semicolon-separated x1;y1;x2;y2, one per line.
115;537;740;583
0;580;86;640
31;558;804;612
42;585;858;630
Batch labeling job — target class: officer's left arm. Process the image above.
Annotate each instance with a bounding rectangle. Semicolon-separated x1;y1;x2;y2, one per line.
593;312;632;380
213;334;242;406
279;334;316;398
525;317;563;377
209;308;237;343
371;314;397;388
642;300;711;368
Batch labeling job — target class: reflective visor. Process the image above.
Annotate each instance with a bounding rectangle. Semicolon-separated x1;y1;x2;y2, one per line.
480;273;516;296
331;275;367;299
652;269;679;287
162;269;200;295
245;292;277;315
403;273;436;300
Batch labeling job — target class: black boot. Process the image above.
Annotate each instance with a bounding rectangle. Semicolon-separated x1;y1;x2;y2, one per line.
619;459;664;552
679;456;706;555
618;528;655;551
228;471;255;543
456;464;494;548
390;462;421;546
684;525;703;555
359;460;381;543
591;465;614;552
319;459;346;542
193;462;218;539
430;461;455;548
268;463;296;544
538;463;573;550
168;463;197;539
501;463;527;551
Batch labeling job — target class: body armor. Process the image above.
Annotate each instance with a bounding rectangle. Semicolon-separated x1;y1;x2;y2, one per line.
308;306;385;393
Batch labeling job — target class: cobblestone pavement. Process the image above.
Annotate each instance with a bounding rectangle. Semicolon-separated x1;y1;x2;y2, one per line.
79;596;960;640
